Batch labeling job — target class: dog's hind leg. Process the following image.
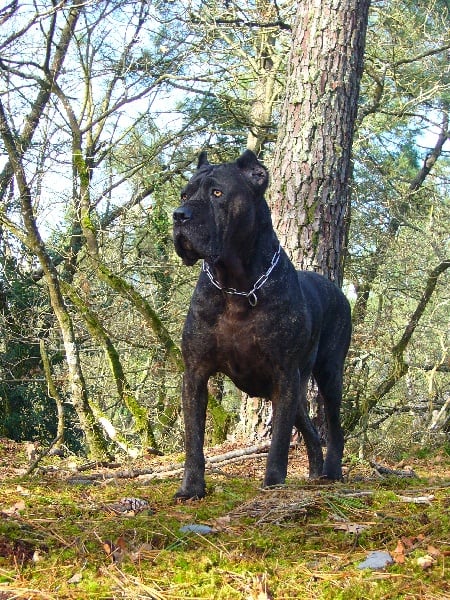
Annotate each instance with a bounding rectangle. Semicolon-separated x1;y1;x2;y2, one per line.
313;362;345;481
294;373;323;479
264;370;305;487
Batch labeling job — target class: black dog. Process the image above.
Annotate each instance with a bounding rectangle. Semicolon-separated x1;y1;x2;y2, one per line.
173;150;351;499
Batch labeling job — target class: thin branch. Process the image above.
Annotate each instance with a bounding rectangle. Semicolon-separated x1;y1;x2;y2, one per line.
394;43;450;67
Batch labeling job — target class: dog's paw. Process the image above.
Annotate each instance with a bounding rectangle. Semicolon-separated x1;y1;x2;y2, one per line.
320;472;343;482
262;471;286;489
174;488;206;503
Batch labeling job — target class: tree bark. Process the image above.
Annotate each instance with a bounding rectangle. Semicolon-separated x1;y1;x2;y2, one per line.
270;0;370;285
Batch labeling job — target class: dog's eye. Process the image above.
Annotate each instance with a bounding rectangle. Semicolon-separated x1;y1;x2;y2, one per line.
180;193;187;201
212;189;223;198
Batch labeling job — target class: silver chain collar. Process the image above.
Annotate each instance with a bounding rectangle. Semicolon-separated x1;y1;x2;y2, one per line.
202;244;281;307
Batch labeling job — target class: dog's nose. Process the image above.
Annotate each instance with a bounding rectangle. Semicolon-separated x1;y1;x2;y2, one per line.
173;206;193;223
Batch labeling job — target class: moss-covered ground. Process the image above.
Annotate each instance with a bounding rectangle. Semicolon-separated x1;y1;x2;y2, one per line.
0;440;448;599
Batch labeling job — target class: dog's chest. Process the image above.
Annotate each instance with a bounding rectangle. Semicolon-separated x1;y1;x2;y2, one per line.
215;310;261;352
212;308;277;395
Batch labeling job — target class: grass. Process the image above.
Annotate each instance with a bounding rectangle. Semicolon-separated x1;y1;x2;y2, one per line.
0;444;449;599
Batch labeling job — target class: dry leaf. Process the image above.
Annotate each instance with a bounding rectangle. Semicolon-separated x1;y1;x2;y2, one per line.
427;545;441;558
2;500;26;515
247;574;273;600
212;514;232;530
102;536;127;563
392;539;406;564
334;522;368;535
16;485;30;496
32;550;43;563
131;542;154;561
400;536;415;549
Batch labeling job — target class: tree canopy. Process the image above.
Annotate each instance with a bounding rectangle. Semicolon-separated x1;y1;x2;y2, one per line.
0;0;449;460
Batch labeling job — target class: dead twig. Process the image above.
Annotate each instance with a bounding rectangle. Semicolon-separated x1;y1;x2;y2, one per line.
24;435;63;475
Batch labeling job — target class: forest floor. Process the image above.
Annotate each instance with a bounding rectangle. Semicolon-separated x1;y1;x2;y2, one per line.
0;438;449;599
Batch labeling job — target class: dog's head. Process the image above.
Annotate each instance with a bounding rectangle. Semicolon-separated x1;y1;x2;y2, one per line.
173;150;270;267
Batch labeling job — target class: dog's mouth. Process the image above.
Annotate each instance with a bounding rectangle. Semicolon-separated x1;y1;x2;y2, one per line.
173;233;201;266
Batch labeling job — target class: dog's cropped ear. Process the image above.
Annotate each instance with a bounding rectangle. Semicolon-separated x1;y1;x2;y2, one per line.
197;151;209;169
236;150;268;193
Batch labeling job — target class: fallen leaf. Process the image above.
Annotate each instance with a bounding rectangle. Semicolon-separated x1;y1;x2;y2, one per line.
400;536;416;549
2;500;26;516
334;523;368;535
212;514;232;529
102;536;127;563
16;485;30;496
392;539;406;564
131;542;155;562
247;573;273;600
427;545;441;558
32;550;43;563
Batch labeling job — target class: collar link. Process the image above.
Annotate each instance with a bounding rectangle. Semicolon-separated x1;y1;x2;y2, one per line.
202;244;281;307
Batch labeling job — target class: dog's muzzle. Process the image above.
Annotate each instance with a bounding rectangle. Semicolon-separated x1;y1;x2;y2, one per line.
173;205;201;266
173;205;193;224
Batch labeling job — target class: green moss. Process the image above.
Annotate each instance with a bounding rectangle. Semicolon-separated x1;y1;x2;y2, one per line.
0;454;448;599
208;393;232;444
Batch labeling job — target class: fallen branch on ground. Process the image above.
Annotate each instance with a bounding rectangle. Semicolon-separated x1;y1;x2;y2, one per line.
370;461;416;478
65;443;273;484
25;434;63;475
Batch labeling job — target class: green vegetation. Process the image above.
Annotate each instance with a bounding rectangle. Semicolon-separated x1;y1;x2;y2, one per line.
0;442;448;598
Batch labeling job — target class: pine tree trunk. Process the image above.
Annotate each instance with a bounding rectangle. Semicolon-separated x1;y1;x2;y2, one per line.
267;0;370;440
270;0;370;285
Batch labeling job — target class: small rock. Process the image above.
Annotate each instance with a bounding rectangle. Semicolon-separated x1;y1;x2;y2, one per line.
67;572;83;584
179;524;214;535
357;551;394;570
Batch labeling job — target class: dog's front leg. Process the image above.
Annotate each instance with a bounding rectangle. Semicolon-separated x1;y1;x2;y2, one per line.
263;372;300;488
175;370;208;500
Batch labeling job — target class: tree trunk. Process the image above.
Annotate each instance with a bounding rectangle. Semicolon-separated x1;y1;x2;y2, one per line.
0;100;111;461
39;340;65;449
235;395;272;444
270;0;370;285
62;281;158;451
267;0;370;440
